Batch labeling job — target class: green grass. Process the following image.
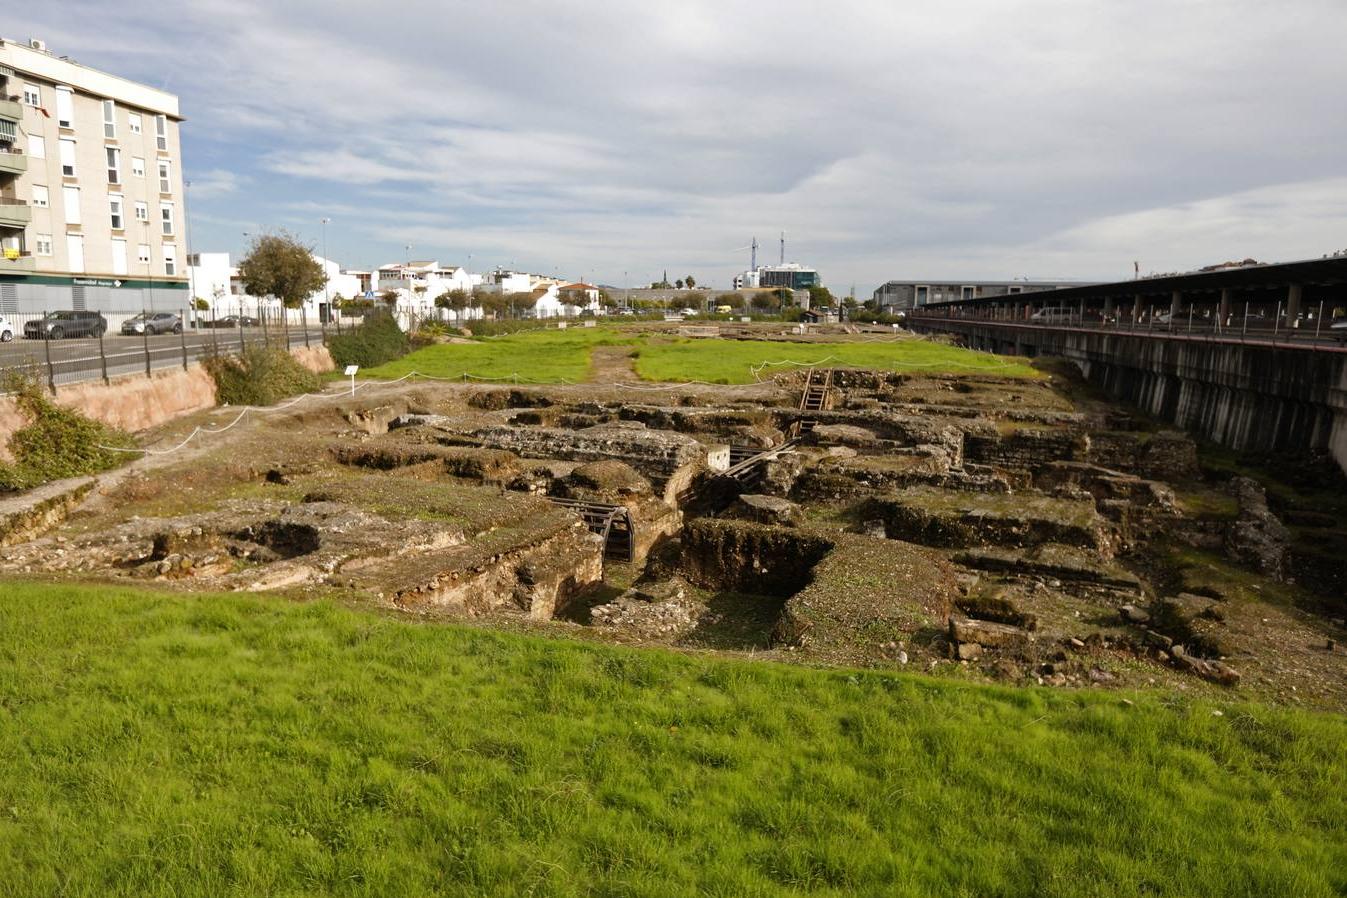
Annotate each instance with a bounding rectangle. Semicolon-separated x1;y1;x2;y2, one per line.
359;328;633;384
2;581;1344;897
633;337;1041;384
355;329;1037;386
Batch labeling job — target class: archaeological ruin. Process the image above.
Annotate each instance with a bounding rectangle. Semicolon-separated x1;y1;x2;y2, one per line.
4;348;1345;710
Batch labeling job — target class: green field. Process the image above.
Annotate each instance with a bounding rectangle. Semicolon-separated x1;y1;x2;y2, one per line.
633;337;1040;384
359;327;1038;386
360;328;633;383
2;581;1344;897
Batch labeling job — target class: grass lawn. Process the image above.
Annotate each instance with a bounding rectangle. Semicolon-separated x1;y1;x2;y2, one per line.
2;581;1344;897
359;328;634;384
634;337;1041;383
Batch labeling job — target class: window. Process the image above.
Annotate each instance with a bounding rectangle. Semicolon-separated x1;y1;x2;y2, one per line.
163;244;177;276
134;200;148;222
157;160;171;194
22;84;41;107
55;87;74;129
62;186;81;225
66;235;85;273
915;285;929;307
109;196;124;230
1008;286;1022;295
32;185;49;208
111;239;128;275
58;138;76;176
137;243;151;265
106;146;121;184
155;114;168;151
160;202;174;235
28;134;45;159
128;113;142;135
131;156;145;178
961;286;976;300
35;234;53;256
103;100;117;139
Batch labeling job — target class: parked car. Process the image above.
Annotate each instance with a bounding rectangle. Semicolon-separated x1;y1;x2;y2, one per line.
207;314;261;328
24;311;108;340
1330;319;1347;343
121;312;183;336
1030;307;1073;324
0;315;14;342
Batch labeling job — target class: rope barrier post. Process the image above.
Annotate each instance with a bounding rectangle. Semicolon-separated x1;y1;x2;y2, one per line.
180;308;190;370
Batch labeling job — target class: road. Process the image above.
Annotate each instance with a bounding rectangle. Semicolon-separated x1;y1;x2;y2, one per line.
0;327;328;388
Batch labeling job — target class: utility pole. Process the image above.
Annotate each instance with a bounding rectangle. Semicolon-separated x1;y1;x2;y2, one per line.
321;217;331;327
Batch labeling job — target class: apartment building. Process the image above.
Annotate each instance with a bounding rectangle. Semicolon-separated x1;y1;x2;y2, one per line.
0;37;187;315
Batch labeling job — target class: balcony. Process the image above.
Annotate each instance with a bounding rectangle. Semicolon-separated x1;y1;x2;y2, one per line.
0;250;35;271
0;97;21;124
0;197;31;228
0;147;27;176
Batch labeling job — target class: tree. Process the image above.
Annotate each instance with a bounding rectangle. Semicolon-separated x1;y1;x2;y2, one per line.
808;285;834;308
436;289;470;318
560;289;587;315
716;292;743;309
685;275;696;289
749;291;776;311
379;289;400;308
236;232;327;321
675;279;685;290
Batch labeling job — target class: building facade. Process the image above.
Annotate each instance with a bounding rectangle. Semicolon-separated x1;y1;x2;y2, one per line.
733;263;821;291
0;37;188;314
872;279;1088;312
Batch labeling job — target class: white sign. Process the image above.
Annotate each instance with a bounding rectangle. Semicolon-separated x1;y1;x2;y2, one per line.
344;365;359;376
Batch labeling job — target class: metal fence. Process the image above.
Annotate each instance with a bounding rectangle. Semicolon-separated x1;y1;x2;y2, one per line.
910;298;1347;349
0;307;326;393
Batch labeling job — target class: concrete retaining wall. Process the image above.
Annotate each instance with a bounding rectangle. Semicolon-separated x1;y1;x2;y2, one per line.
0;346;336;462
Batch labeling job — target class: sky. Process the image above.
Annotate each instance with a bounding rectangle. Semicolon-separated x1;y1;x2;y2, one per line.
16;0;1347;294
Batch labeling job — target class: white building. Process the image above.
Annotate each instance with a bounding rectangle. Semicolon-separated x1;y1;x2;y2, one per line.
375;260;484;323
1;36;188;313
188;250;364;322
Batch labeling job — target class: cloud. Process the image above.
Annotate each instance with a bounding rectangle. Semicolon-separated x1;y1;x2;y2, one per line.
23;0;1347;291
187;168;244;199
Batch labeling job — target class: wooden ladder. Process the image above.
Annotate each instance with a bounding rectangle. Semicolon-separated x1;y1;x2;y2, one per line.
546;497;634;562
794;368;833;435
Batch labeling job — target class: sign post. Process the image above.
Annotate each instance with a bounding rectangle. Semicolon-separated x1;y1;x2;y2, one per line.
344;364;359;397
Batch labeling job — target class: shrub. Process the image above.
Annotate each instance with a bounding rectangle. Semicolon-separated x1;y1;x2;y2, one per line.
466;319;555;337
0;374;136;492
203;345;322;407
327;312;410;368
